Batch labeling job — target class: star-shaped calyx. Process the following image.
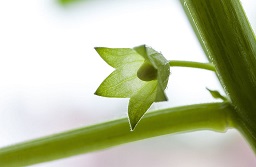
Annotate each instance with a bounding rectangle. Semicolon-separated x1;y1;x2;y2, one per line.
95;45;170;130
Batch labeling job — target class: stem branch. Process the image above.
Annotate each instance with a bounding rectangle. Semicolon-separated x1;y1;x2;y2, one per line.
169;60;215;71
0;102;234;167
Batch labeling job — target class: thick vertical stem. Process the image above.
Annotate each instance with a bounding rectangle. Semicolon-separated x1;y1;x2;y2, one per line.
180;0;256;152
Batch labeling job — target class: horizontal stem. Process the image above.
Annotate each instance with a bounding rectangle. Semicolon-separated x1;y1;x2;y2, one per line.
0;102;234;167
169;60;215;71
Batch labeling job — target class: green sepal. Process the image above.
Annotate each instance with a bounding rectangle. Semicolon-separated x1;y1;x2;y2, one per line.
134;45;170;102
128;81;157;130
206;88;227;101
94;45;170;130
95;47;144;68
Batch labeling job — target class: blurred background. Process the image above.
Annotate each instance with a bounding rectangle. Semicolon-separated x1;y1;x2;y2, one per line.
0;0;256;166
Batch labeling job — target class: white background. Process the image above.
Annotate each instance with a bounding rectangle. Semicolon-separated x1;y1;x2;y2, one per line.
0;0;256;166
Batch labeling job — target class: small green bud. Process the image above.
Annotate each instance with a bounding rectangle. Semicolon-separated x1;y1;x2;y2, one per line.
137;62;157;81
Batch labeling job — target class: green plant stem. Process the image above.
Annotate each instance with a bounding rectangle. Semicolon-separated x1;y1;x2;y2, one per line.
0;102;234;167
180;0;256;152
169;60;215;72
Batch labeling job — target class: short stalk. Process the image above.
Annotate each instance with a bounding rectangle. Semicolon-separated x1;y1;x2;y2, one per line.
169;60;215;72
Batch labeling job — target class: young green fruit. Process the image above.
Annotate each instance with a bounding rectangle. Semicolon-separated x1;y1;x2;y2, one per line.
137;61;157;81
